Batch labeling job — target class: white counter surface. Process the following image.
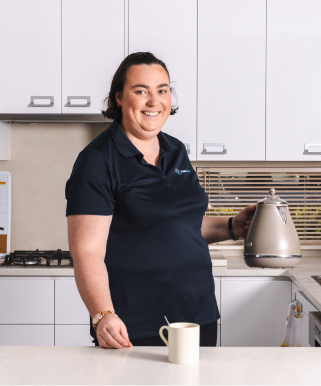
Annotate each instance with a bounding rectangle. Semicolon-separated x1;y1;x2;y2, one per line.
1;345;321;385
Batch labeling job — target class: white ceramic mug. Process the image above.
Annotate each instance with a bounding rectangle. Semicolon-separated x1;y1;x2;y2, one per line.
159;322;200;364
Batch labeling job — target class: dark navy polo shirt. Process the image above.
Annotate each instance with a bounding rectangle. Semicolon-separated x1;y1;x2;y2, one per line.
65;120;220;341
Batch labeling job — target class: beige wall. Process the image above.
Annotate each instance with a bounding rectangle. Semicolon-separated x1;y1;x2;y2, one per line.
0;123;320;252
0;123;108;251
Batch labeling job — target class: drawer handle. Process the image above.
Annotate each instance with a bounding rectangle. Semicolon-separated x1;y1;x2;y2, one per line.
304;143;321;154
184;143;190;154
202;143;227;154
65;96;91;107
28;96;54;107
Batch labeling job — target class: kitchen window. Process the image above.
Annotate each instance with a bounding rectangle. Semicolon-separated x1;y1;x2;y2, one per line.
197;170;321;246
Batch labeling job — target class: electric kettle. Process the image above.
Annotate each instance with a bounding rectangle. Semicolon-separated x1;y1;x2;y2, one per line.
243;188;301;268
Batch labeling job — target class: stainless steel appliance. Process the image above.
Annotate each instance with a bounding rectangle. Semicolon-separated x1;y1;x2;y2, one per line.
243;188;302;268
0;249;73;267
309;312;321;347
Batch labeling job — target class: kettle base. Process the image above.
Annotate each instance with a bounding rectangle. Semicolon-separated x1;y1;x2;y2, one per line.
243;255;301;269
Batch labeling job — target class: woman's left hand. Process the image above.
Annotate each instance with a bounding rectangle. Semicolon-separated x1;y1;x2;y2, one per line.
232;204;257;239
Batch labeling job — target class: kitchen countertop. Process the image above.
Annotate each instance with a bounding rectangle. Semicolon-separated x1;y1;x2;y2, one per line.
1;345;321;385
1;254;321;310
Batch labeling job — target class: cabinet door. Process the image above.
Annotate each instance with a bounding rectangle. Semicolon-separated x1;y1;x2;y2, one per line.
0;278;54;324
294;290;317;347
0;0;61;113
221;277;291;347
55;325;94;346
198;0;266;160
292;281;300;301
129;0;197;160
62;0;124;114
55;278;90;324
214;276;221;324
217;324;221;347
267;0;321;161
0;325;54;346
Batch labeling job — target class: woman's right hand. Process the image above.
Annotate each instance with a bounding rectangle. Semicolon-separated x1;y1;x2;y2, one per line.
96;314;133;349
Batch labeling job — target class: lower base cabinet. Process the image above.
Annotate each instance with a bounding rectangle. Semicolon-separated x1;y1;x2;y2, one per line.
220;277;291;347
55;325;94;346
291;282;318;347
217;324;221;347
0;325;54;346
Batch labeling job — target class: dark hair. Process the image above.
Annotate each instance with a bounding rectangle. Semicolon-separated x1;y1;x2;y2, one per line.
101;52;179;121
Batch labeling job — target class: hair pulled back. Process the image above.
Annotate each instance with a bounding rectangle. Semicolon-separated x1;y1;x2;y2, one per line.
101;52;178;122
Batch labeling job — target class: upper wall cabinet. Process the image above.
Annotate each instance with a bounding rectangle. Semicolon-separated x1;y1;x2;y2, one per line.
266;0;321;161
0;0;124;115
129;0;197;160
198;0;266;161
62;0;124;114
0;0;61;114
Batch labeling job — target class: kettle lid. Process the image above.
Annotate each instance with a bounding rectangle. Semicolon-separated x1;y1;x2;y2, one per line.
258;188;288;205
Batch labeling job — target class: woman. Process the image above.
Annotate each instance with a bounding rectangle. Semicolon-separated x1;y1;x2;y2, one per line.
65;52;256;349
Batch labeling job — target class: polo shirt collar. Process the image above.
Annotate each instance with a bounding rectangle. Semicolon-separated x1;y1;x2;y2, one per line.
109;120;178;158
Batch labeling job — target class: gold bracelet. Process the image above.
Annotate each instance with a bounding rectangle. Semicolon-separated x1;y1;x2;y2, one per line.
93;310;117;332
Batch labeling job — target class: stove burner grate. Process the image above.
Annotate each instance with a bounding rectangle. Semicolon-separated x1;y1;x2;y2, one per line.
3;249;73;267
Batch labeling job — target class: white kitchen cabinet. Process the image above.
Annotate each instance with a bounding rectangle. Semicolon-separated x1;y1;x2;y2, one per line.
292;281;300;301
214;276;221;324
0;278;54;324
217;324;221;347
198;0;266;161
55;325;94;346
293;289;318;347
0;0;61;114
220;277;291;347
266;0;321;161
0;325;54;346
55;278;89;324
61;0;124;114
129;0;197;160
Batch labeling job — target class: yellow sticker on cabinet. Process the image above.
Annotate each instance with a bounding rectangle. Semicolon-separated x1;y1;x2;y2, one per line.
0;182;6;184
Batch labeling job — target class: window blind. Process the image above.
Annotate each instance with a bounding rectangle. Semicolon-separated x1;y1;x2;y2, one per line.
196;170;321;245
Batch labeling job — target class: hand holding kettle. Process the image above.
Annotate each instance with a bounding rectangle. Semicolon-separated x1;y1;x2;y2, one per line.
232;204;257;239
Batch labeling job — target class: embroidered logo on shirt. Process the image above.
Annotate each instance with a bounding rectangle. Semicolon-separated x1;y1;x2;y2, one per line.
175;168;191;175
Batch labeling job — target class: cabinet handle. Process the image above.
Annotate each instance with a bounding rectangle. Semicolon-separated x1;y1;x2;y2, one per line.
202;143;227;154
184;143;190;154
28;96;54;107
65;96;91;107
304;143;321;154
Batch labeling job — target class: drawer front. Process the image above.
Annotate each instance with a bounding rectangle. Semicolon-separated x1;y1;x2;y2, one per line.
0;278;54;324
55;325;94;346
55;278;90;324
0;325;54;346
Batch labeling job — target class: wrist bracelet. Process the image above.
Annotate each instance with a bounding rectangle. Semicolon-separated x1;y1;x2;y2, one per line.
228;217;239;241
93;310;117;332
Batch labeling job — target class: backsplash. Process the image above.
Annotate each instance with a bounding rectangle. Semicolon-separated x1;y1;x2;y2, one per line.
0;123;320;252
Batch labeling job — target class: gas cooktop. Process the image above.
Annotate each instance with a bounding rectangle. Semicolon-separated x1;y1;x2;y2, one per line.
0;249;73;267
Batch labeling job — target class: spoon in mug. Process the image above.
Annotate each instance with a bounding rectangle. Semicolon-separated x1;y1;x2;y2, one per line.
164;316;170;326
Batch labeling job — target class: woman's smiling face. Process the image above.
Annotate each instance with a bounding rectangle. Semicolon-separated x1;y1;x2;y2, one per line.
116;64;172;139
